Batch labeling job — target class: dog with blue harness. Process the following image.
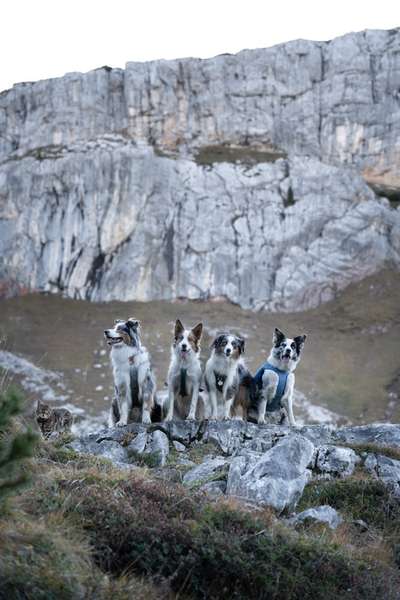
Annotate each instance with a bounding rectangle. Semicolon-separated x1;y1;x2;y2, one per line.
255;328;307;426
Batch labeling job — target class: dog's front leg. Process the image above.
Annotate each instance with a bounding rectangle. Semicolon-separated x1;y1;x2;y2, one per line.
187;381;200;420
257;396;267;425
108;394;119;428
223;387;234;420
165;386;175;421
141;395;152;424
141;375;154;424
281;374;296;426
208;389;218;419
115;379;129;427
258;372;277;425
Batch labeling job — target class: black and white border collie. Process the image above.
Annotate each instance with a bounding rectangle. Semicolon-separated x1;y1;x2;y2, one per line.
166;319;204;421
104;318;156;426
255;328;307;426
204;332;250;420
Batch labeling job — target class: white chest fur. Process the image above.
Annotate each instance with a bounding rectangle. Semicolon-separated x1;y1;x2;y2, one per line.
110;346;136;382
210;353;239;386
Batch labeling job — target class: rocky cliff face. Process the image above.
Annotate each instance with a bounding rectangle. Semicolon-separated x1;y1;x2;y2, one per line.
1;29;399;310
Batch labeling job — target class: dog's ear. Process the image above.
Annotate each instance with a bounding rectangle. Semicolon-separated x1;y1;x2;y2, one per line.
211;334;224;349
237;337;245;354
127;318;140;329
273;328;286;346
174;319;184;338
294;334;307;353
191;323;203;341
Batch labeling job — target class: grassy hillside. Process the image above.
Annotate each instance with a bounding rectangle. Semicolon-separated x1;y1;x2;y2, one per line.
1;434;400;600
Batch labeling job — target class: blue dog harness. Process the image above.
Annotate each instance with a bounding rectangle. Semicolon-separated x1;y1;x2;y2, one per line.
253;362;289;412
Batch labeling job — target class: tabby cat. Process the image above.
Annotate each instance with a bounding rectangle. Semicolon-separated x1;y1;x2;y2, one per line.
36;400;73;438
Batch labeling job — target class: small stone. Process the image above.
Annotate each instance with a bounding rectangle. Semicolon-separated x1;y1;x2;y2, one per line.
145;430;170;467
183;457;228;486
287;505;342;530
128;432;148;454
173;440;187;452
200;480;226;498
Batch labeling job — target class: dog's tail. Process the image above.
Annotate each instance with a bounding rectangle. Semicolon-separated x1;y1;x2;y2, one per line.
237;364;257;408
238;364;253;387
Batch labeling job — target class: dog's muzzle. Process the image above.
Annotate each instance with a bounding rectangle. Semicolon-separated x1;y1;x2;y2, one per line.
104;331;123;346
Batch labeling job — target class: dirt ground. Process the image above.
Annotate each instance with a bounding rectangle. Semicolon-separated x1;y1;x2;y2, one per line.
1;268;399;424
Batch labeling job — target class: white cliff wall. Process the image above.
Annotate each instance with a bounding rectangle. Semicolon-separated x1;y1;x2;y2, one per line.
0;29;399;310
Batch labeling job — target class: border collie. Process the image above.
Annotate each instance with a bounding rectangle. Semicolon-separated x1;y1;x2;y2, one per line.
166;319;204;421
204;332;250;420
254;328;307;426
104;318;156;426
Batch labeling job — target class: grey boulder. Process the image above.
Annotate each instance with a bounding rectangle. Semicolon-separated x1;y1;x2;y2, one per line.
226;434;314;512
316;445;359;478
364;453;400;497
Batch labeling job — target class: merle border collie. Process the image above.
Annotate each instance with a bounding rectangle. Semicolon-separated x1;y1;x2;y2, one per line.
104;318;156;426
254;327;307;426
166;319;204;421
204;332;252;420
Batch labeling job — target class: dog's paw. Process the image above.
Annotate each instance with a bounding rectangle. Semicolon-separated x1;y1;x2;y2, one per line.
186;412;196;421
115;420;127;427
257;418;265;425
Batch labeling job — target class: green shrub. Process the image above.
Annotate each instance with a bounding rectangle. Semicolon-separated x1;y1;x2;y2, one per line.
58;476;399;599
0;519;97;600
298;478;400;529
0;388;37;506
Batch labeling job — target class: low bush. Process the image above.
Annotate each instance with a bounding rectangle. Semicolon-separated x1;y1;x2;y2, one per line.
55;475;399;599
298;478;400;529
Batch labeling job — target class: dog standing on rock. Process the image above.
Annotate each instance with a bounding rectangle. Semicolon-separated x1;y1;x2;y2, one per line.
204;332;250;420
104;318;156;426
166;319;204;421
254;328;307;426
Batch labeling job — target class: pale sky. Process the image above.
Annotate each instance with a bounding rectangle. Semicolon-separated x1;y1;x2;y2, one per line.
1;0;398;93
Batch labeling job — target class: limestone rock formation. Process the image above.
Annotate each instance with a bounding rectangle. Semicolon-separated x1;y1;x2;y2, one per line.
65;421;400;512
1;29;399;310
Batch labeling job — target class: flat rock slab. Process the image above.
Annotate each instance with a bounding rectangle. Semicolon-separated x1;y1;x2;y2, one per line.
70;438;130;467
334;424;400;447
183;457;228;486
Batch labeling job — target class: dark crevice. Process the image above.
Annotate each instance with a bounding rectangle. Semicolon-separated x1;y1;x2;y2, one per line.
368;183;400;208
283;186;296;208
85;252;106;290
163;222;175;282
195;144;287;166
